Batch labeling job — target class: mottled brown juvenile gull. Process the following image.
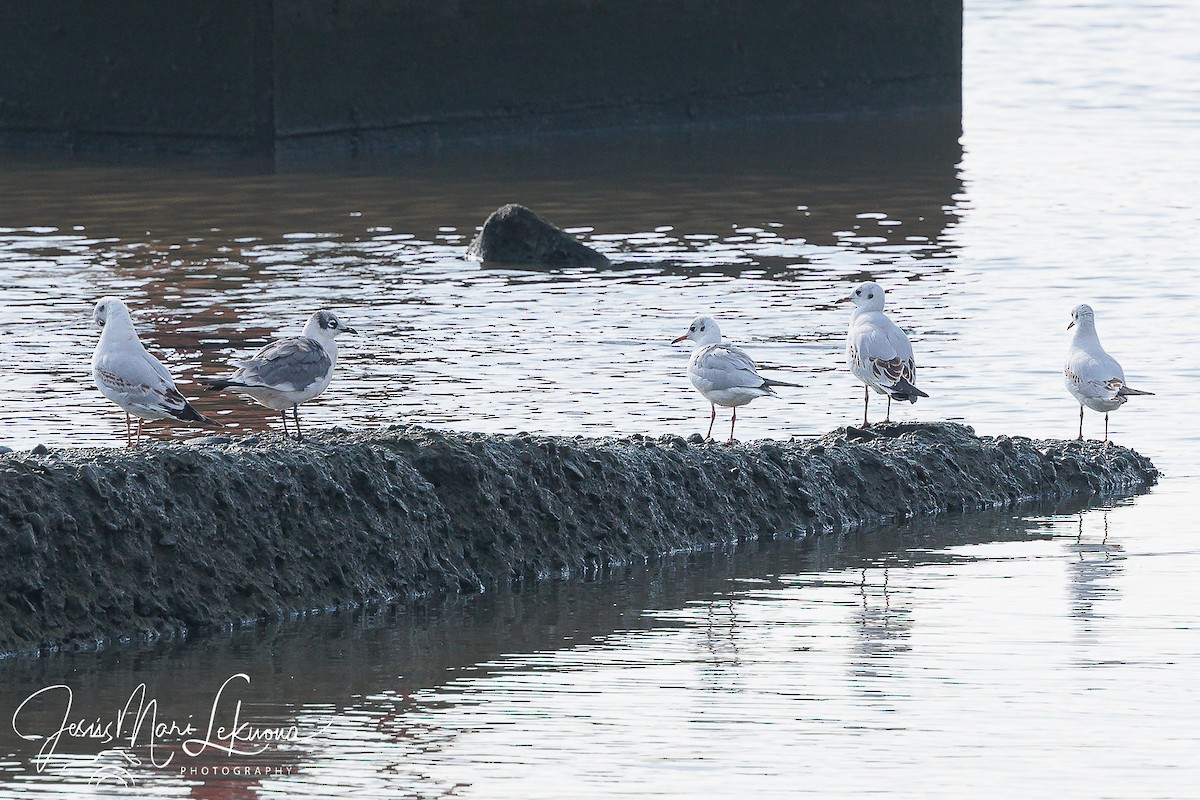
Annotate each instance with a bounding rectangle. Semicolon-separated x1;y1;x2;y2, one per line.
1064;303;1152;442
845;281;928;427
204;310;357;441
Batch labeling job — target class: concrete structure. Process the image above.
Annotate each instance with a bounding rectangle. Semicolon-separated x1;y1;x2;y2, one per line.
0;0;963;155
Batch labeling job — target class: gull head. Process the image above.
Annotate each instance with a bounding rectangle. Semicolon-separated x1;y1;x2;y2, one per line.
672;315;722;346
305;310;358;339
849;281;886;312
92;296;134;332
1068;304;1095;330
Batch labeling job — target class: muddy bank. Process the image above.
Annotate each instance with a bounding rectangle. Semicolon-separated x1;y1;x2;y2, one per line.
0;422;1156;656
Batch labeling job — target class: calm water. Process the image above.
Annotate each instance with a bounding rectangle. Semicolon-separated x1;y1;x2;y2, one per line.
2;0;1199;797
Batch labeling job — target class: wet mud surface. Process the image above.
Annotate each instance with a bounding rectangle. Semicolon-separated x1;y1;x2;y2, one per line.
0;422;1157;656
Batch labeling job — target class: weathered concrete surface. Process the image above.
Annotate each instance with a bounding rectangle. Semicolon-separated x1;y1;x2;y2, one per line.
0;0;962;155
0;1;274;154
0;422;1155;656
467;204;611;267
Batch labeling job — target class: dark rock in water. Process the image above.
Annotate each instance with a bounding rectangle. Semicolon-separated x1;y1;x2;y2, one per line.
0;445;12;455
466;204;611;267
0;422;1157;656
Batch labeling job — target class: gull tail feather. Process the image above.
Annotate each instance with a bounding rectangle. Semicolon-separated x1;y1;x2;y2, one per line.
203;378;247;392
168;401;214;425
761;377;800;389
886;377;929;403
1117;385;1154;397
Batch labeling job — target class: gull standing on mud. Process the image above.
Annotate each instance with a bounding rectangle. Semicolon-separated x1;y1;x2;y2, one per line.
845;281;928;427
1064;303;1152;442
672;315;797;444
91;296;212;446
204;310;356;442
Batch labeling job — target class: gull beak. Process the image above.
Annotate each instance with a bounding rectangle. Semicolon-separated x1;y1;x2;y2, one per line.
671;334;689;344
343;326;359;335
1067;320;1075;330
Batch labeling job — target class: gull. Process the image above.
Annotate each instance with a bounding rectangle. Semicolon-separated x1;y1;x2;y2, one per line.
846;281;928;427
203;310;356;442
91;296;212;446
672;315;797;444
1064;303;1152;442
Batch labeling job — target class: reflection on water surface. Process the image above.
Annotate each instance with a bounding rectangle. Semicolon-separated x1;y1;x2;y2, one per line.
1;0;1199;796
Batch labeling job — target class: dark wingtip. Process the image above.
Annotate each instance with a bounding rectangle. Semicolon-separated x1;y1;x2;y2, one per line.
887;377;929;402
175;402;214;425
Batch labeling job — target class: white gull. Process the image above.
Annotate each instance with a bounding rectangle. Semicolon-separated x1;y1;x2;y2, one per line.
845;281;928;427
1064;303;1152;442
91;296;211;446
672;315;796;444
204;310;357;441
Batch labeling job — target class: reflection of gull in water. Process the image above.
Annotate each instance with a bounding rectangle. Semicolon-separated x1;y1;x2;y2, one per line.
1066;509;1124;640
853;568;913;660
849;566;913;708
698;597;744;692
367;691;471;798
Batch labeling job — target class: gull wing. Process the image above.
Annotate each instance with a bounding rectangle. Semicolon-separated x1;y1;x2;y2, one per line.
692;343;765;391
95;347;191;416
1065;347;1127;402
231;336;332;392
849;315;917;387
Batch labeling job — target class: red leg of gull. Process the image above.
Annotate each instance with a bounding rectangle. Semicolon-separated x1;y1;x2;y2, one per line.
884;395;892;424
1078;406;1084;441
862;385;870;428
1104;412;1110;444
727;407;737;445
125;413;132;448
293;404;303;443
135;418;144;446
280;410;289;438
706;403;716;440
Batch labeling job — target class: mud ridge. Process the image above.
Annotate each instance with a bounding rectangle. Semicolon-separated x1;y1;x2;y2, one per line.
0;422;1157;656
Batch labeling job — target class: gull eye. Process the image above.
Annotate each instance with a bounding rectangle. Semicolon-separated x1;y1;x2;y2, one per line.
689;326;695;332
868;292;875;299
329;319;338;329
98;319;105;327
